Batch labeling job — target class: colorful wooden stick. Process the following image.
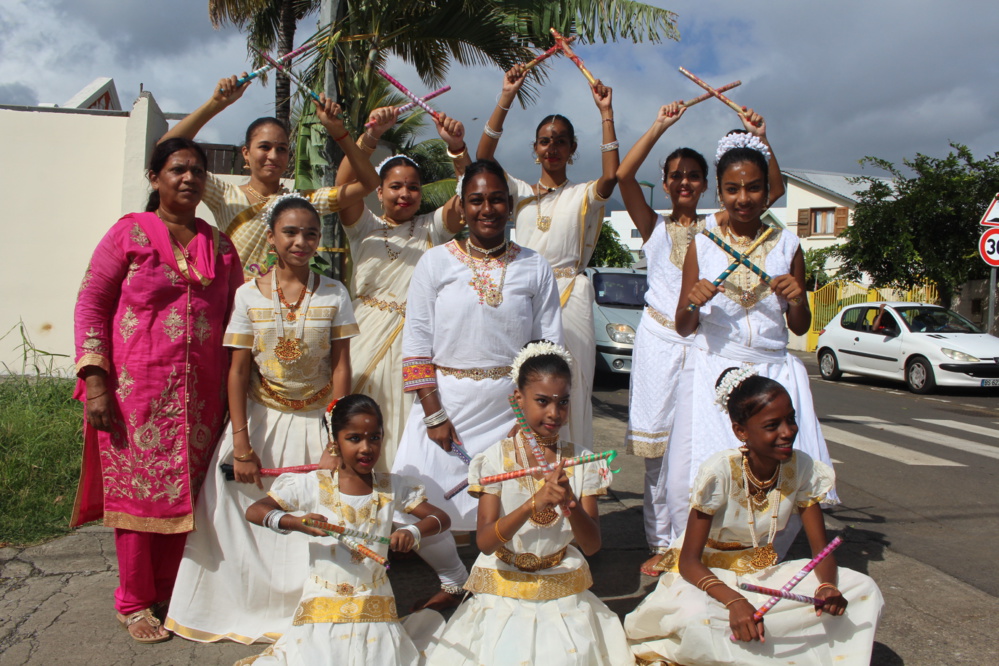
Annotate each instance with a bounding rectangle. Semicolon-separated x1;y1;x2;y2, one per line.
449;441;472;464
739;583;823;606
550;28;597;86
305;518;389;568
255;48;321;101
377;69;441;121
443;450;618;500
755;536;843;620
508;394;554;471
682;80;742;108
227;41;315;90
364;86;452;128
523;35;575;71
686;227;775;312
678;66;746;117
703;229;775;284
220;463;318;481
302;518;392;546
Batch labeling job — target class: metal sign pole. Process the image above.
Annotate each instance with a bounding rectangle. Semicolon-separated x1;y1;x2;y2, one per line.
989;267;997;335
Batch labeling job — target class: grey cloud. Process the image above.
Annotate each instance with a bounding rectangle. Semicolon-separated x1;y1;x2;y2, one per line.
0;82;38;106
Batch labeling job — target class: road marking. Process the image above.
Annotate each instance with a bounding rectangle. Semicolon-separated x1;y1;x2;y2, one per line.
829;415;999;461
915;419;999;440
821;425;964;466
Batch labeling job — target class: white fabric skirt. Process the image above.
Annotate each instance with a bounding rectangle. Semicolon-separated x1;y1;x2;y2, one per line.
166;400;327;644
392;373;516;531
427;590;632;666
660;344;835;543
236;609;444;666
625;563;883;665
561;275;596;451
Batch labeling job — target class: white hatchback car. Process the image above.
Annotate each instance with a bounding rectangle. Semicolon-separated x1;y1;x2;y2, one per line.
816;302;999;393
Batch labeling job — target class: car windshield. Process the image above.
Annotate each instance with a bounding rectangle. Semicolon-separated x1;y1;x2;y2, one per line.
592;272;648;307
894;306;983;333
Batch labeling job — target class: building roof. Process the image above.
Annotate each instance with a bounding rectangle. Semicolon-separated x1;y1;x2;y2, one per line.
782;168;891;205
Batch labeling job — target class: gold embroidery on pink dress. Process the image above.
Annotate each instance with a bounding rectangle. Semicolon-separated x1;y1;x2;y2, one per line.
130;222;150;247
192;311;211;344
126;261;140;285
78;263;94;295
116;366;135;401
162;307;185;342
119;306;139;342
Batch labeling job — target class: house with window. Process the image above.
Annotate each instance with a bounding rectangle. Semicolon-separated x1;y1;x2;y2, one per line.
782;168;885;252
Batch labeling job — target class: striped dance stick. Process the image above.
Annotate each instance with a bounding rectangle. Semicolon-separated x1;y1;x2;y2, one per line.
228;41;314;90
739;583;822;606
255;48;321;101
686;226;774;312
754;536;843;621
550;28;597;86
443;450;618;500
523;35;575;71
302;518;392;546
220;463;318;481
682;80;741;108
679;67;747;118
365;86;452;128
377;69;441;121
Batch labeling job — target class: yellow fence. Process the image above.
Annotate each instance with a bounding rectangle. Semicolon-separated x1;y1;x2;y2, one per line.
805;281;939;351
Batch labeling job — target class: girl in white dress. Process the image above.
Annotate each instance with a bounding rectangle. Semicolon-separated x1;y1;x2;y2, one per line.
477;66;620;450
167;196;357;643
627;370;882;665
617;103;782;575
335;106;469;470
428;341;632;666
161;75;380;279
236;394;450;666
660;133;834;551
392;160;563;610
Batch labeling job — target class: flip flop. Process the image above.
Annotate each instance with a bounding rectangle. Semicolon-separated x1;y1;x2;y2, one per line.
116;608;171;644
640;553;666;578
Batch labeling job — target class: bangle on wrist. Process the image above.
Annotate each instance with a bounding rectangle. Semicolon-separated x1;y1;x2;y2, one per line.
232;423;248;435
724;596;746;608
234;447;255;462
602;117;615;123
446;144;468;159
428;514;444;536
816;582;839;593
600;141;619;153
86;391;107;401
331;129;349;142
483;124;503;139
423;408;448;428
263;509;291;534
495;94;511;112
493;520;510;543
401;524;422;550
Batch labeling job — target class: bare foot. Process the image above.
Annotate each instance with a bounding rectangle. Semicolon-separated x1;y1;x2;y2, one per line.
640;553;665;577
412;589;464;612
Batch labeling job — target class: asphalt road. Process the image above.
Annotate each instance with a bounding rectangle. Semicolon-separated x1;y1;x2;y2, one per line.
593;352;999;598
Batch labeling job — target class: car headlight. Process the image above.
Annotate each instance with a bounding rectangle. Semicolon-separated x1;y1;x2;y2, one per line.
606;323;636;344
941;348;980;362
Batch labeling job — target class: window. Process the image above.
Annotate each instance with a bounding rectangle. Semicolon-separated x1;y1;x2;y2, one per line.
631;229;642;238
592;272;649;307
839;307;865;331
812;208;836;235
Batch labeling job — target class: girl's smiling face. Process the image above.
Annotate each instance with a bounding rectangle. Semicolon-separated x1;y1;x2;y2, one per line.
533;119;576;172
718;160;767;225
732;390;798;465
514;373;571;438
266;207;321;268
663;156;708;208
378;165;422;221
336;412;383;475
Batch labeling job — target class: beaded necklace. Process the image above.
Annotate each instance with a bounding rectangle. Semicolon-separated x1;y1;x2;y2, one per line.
271;271;315;363
379;216;417;262
517;432;563;527
743;458;781;568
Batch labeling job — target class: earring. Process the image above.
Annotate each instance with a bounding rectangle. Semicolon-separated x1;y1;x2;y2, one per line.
568;155;575;166
265;244;278;268
534;156;541;164
738;437;749;454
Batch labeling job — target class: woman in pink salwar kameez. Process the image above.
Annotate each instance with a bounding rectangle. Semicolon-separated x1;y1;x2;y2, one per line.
72;138;243;643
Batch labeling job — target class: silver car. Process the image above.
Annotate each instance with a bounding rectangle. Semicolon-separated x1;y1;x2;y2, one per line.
816;301;999;393
585;267;648;374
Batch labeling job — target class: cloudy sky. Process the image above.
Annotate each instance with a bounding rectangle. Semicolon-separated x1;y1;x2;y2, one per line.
2;0;996;207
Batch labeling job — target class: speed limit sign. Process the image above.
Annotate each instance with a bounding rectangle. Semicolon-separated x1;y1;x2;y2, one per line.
980;227;999;267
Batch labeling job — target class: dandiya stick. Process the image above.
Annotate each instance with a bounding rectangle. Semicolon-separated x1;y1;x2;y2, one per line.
220;463;318;481
682;80;741;108
255;48;321;101
704;229;775;285
229;41;315;90
685;226;774;312
305;519;390;568
302;518;392;546
739;583;822;606
443;450;618;500
678;66;746;117
755;536;843;620
364;86;452;128
523;35;575;71
377;69;441;121
550;28;597;86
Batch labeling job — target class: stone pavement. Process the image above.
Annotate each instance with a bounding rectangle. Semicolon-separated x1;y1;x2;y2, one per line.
2;408;998;665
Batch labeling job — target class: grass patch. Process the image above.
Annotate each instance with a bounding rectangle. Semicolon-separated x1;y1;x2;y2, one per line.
0;324;83;546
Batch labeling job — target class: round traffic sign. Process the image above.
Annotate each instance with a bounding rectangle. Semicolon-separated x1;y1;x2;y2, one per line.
980;227;999;267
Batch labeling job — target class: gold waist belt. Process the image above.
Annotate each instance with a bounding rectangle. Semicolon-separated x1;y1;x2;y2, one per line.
259;374;332;410
435;365;512;381
553;267;579;279
495;545;567;572
359;294;406;317
645;305;676;330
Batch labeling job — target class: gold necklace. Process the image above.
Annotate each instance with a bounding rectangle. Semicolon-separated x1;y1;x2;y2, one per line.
467;238;507;256
743;460;780;568
535;179;568;232
379;216;417;262
448;240;517;307
244;183;271;203
519;433;562;527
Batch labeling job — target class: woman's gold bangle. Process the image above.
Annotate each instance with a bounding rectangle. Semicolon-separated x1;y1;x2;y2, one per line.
724;596;746;608
233;447;255;462
494;520;510;543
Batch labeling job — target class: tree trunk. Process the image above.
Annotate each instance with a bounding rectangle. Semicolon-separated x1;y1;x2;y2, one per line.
275;0;296;128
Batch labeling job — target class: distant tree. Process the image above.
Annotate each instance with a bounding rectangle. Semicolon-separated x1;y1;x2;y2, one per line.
589;225;633;267
803;246;834;291
832;143;999;307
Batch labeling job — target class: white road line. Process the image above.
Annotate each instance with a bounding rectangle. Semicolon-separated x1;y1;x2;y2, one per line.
829;415;999;461
915;419;999;440
821;425;964;467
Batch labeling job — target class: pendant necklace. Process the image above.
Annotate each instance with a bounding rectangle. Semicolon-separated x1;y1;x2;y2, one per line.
520;432;562;527
380;216;417;262
743;459;781;568
535;179;568;232
272;270;315;363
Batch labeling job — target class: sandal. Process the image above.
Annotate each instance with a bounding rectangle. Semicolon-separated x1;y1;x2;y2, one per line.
640;553;666;578
116;608;171;644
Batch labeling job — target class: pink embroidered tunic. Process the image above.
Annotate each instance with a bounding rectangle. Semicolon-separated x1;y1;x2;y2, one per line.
72;212;243;534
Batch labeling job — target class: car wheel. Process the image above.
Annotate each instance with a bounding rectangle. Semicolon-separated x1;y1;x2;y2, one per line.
818;349;841;380
905;357;936;394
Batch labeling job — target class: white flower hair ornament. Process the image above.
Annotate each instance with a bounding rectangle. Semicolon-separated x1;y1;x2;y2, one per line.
715;133;772;164
714;366;759;411
375;154;419;175
264;192;311;227
509;341;574;383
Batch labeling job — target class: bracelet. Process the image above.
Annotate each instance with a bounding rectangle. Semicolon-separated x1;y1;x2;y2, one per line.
788;296;803;306
694;574;717;590
724;597;747;608
331;130;349;142
483;124;503;139
233;447;255;462
816;583;839;594
232;423;248;435
86;391;107;401
495;94;511;112
702;580;726;592
446;144;468;159
428;513;444;536
494;520;510;543
423;408;449;428
418;388;439;402
264;509;291;534
600;141;620;153
357;134;377;152
602;117;615;123
400;524;422;550
440;582;464;596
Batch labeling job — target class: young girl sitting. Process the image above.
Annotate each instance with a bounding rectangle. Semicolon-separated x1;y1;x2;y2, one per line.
626;368;883;665
427;341;632;665
237;394;450;665
167;194;358;643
